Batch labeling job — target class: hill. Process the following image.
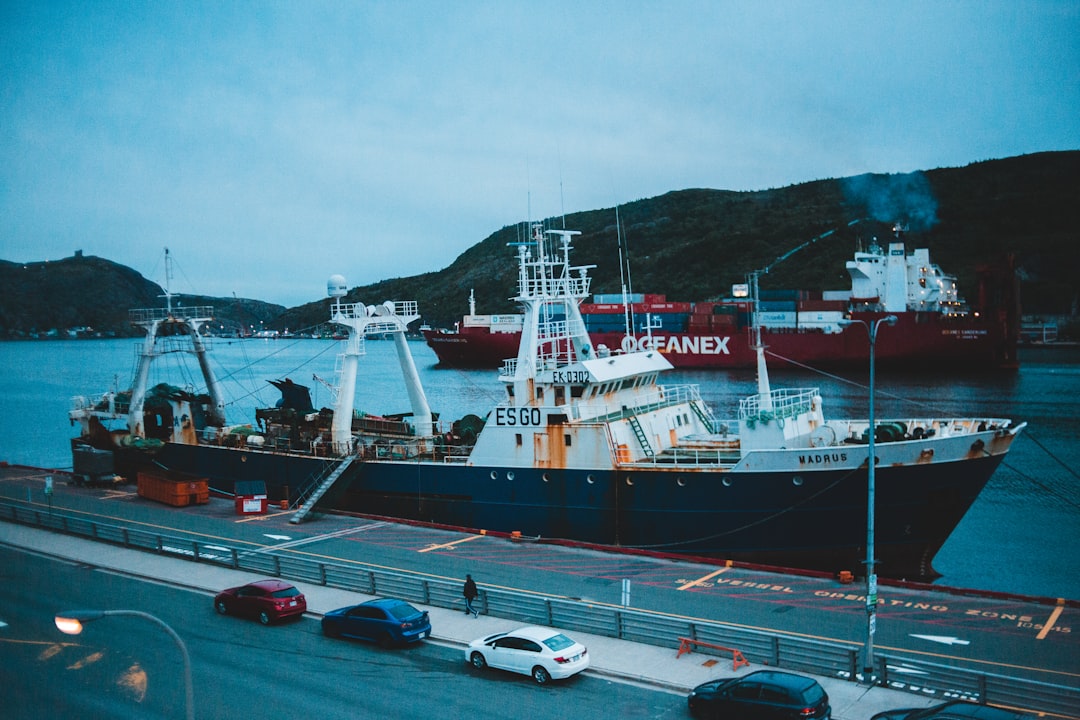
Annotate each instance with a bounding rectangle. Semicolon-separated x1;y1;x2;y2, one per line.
0;252;284;339
274;151;1080;335
2;151;1077;339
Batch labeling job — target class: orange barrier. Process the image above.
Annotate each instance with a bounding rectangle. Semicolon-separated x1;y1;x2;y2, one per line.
676;637;750;670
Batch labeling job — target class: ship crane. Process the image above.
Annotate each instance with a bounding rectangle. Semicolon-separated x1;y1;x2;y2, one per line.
746;219;865;410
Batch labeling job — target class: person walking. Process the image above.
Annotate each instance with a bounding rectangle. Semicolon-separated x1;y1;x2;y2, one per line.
463;574;479;618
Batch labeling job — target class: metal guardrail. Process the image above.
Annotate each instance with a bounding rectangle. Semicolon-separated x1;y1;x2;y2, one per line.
2;501;1076;716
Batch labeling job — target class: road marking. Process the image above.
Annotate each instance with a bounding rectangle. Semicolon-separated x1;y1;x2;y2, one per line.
244;524;388;554
885;664;929;676
678;568;730;591
264;534;292;541
236;510;294;523
419;535;484;553
1036;601;1065;640
910;634;971;646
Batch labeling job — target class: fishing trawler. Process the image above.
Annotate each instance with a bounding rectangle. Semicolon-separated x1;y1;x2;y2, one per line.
70;228;1025;580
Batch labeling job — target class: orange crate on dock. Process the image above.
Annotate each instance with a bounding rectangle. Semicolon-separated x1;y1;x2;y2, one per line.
136;470;210;507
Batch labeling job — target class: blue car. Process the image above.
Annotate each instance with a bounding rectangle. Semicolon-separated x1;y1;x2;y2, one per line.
321;598;431;647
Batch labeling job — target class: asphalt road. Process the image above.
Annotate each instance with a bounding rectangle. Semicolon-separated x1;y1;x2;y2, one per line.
1;546;684;720
2;467;1077;690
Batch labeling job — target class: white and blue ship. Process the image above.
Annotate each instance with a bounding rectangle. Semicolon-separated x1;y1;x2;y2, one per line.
69;227;1025;580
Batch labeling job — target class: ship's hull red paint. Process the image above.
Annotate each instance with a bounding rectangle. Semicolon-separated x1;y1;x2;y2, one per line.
424;310;1014;370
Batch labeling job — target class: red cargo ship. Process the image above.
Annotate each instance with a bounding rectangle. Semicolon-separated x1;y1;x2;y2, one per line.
422;225;1018;371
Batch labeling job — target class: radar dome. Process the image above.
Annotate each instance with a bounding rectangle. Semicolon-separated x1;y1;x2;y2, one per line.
327;274;347;298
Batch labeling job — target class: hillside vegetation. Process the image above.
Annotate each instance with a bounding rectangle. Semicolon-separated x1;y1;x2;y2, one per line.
2;151;1077;339
276;151;1080;334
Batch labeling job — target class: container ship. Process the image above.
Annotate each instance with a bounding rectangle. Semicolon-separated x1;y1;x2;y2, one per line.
423;224;1019;370
69;225;1025;581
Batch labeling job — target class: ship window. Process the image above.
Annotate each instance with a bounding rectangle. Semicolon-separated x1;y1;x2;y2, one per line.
676;415;683;427
684;413;690;425
586;474;595;484
516;433;522;446
507;386;515;398
722;478;732;487
677;477;686;487
625;476;634;486
570;386;585;398
554;386;565;405
542;473;550;482
793;476;804;486
490;471;498;480
536;388;544;401
507;471;515;481
564;434;572;447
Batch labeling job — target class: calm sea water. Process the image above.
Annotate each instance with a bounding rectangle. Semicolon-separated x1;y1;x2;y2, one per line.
1;338;1078;599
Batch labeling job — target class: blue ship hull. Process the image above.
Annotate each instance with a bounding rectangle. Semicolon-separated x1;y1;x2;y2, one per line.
137;441;1004;581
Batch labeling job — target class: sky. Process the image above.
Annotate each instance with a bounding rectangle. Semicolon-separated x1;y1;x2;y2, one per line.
2;1;1078;308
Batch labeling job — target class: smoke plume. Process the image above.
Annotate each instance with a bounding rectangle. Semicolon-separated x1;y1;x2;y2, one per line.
841;171;939;232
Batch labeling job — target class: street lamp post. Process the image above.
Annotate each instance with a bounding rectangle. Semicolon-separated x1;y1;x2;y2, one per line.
839;314;896;681
55;609;194;720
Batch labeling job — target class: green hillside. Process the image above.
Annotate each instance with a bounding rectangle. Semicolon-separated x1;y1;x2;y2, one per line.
275;151;1079;335
2;151;1077;339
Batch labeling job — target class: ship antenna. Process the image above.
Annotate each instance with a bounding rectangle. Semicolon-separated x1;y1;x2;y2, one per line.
615;203;634;340
162;247;174;314
558;146;566;230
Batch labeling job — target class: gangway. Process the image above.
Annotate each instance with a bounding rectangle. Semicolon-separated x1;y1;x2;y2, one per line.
289;455;358;524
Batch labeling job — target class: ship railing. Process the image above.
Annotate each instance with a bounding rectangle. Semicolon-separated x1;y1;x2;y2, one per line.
518;274;591;300
71;394;132;418
129;306;216;323
134;335;215;359
627;446;741;468
580;384;703;424
500;359;518;377
330;300;417;321
739;388;818;422
827;417;1017;443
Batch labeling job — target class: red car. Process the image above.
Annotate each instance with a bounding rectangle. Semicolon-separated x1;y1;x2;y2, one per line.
214;579;307;625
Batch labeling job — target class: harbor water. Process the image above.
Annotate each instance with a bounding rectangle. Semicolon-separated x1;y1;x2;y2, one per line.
1;338;1077;599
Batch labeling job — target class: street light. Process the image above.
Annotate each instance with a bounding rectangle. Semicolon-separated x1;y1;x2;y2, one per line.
55;609;194;720
839;314;896;681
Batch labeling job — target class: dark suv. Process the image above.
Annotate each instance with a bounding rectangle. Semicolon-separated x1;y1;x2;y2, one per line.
688;670;831;719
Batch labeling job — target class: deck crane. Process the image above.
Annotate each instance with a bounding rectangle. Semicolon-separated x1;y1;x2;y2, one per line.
746;219;866;409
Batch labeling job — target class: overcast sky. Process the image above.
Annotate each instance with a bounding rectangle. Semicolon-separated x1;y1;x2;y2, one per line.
2;1;1077;308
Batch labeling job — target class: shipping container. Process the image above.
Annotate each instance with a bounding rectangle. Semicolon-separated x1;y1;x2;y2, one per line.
797;311;847;324
758;300;798;312
137;469;210;507
798;299;849;312
757;311;797;326
759;289;800;301
592;293;644;304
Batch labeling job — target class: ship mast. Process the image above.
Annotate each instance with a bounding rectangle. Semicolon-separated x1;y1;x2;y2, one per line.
326;277;431;454
128;248;225;437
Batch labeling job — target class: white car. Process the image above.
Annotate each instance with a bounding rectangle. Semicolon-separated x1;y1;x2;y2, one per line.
466;625;590;684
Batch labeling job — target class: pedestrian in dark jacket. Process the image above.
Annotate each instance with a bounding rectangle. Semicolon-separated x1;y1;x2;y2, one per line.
463;574;479;617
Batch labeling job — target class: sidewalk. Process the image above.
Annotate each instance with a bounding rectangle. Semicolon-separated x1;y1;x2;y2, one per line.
2;522;940;719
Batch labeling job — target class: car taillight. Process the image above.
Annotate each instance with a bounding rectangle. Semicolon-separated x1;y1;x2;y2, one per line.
798;707;816;717
554;656;570;664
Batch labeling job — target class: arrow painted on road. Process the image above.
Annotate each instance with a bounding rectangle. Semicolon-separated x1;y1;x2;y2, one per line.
910;634;970;646
885;664;929;675
264;534;292;541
